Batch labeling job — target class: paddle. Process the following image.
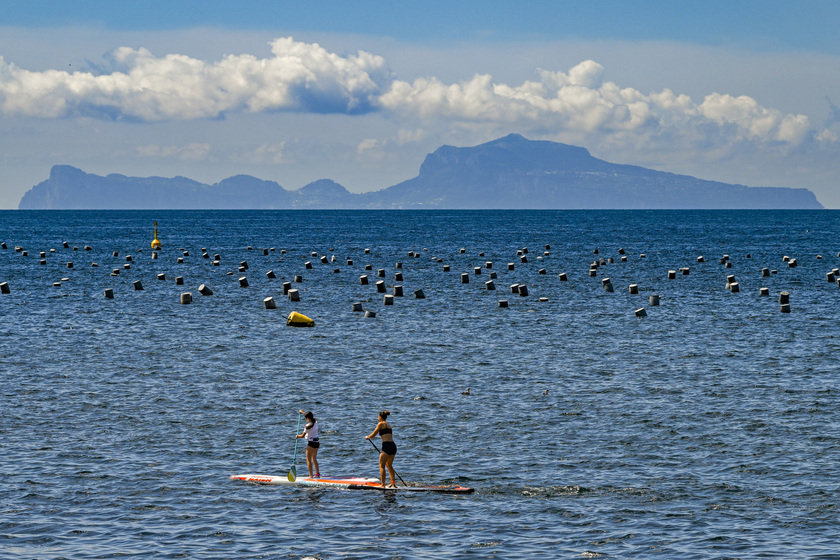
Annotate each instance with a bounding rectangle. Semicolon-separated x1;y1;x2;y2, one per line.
288;412;302;481
367;438;408;487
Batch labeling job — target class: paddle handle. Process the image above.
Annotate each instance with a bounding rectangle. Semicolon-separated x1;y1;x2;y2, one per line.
367;438;407;487
291;413;302;464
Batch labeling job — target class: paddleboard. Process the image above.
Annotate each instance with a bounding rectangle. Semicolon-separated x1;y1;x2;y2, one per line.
231;474;475;494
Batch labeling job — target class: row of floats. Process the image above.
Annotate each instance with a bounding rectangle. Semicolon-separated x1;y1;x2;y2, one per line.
3;238;840;321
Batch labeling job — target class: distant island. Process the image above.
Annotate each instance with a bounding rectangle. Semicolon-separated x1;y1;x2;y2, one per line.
18;134;823;209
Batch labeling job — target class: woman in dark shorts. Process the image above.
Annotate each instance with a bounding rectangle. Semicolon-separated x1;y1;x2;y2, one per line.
295;409;320;478
365;410;397;488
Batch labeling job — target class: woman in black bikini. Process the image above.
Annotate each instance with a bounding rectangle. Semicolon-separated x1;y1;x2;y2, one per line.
365;410;397;488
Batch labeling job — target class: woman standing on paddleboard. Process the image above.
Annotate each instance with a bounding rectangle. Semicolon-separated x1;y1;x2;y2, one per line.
295;410;320;478
366;410;397;488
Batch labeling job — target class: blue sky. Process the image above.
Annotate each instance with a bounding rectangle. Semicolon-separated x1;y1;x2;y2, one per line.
2;0;840;207
6;0;840;50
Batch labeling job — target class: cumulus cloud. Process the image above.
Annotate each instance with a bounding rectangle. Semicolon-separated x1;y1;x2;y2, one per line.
379;60;815;153
0;37;824;155
396;128;427;145
0;37;388;120
136;142;211;161
356;138;389;162
232;142;287;165
698;93;810;143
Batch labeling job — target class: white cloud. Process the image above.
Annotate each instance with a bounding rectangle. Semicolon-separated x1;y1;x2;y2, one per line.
136;142;211;161
396;128;427;145
178;143;212;161
0;40;815;155
357;138;380;154
356;137;389;162
0;37;389;121
815;128;839;143
233;142;287;165
567;59;604;89
380;59;814;155
698;92;810;143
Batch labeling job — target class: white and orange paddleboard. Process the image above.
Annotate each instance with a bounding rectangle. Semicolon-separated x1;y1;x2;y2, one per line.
231;473;474;494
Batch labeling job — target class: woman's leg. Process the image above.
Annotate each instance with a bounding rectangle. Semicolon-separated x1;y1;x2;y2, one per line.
379;452;387;486
385;454;397;487
305;446;314;477
312;448;319;476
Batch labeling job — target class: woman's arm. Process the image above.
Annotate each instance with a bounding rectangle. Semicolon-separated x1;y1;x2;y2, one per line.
365;422;382;440
295;410;305;438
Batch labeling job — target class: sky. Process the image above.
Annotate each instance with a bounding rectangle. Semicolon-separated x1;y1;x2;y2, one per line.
2;0;840;208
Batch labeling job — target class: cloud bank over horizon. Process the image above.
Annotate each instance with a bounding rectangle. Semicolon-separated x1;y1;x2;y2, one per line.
0;37;833;159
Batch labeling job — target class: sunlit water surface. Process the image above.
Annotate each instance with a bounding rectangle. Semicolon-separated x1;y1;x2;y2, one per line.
2;210;839;559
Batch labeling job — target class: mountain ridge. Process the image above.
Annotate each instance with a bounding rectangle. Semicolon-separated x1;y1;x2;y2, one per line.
18;134;823;209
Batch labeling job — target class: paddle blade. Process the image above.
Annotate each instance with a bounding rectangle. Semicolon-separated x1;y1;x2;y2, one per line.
288;466;296;482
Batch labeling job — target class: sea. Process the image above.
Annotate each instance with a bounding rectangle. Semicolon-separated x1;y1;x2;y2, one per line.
1;209;839;559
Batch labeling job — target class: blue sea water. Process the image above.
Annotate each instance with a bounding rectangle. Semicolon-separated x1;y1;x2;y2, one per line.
1;209;839;559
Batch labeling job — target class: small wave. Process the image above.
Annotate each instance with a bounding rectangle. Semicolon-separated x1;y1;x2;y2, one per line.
519;484;591;498
471;541;501;548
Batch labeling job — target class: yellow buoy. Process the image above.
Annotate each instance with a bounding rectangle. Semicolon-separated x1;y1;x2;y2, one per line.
151;222;162;250
287;311;315;328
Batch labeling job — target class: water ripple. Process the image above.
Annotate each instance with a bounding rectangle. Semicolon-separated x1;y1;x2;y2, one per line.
1;209;839;558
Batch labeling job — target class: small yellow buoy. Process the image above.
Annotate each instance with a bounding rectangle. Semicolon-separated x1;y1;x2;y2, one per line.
287;311;315;328
151;222;162;250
